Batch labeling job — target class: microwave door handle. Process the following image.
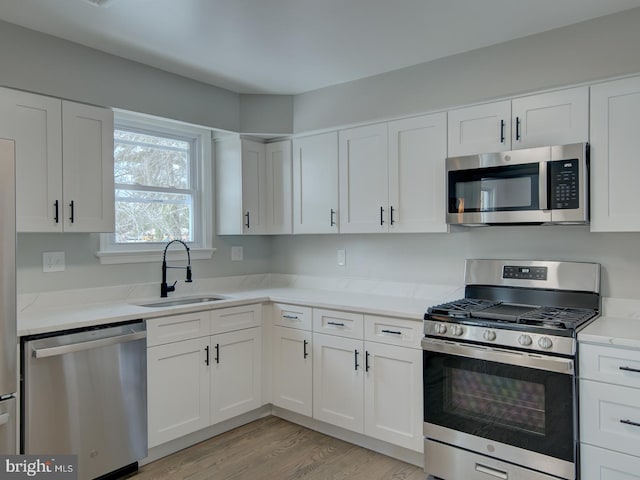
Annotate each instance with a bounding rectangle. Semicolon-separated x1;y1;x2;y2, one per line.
539;161;548;211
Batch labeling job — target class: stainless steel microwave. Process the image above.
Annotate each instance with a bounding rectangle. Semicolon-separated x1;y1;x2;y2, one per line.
446;142;588;226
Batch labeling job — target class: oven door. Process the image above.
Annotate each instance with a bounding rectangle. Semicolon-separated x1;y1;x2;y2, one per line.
422;337;576;479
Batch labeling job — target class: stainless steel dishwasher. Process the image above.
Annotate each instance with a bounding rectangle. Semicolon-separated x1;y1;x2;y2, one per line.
22;320;147;480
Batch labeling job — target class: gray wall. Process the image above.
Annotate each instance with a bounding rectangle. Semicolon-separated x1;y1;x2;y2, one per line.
293;7;640;132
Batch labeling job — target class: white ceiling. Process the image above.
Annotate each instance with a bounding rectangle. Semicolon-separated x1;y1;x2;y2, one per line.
2;0;640;95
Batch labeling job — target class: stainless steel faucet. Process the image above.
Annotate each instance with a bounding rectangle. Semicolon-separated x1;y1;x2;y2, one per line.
161;240;192;297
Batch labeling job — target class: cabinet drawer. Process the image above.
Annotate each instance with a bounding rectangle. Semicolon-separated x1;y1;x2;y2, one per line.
581;443;640;480
580;379;640;456
210;304;262;334
146;312;211;347
313;308;363;339
364;315;422;349
580;343;640;388
273;303;312;330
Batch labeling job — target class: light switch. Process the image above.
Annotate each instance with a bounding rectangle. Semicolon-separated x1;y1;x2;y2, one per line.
231;246;243;261
43;251;65;273
337;249;346;266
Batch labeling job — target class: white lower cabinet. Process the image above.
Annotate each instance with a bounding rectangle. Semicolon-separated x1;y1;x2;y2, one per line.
313;333;364;432
210;327;263;424
147;337;210;448
272;326;313;416
311;314;423;452
580;341;640;477
363;342;423;451
146;305;263;448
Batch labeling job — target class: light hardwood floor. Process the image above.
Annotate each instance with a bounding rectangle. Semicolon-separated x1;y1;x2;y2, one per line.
133;416;425;480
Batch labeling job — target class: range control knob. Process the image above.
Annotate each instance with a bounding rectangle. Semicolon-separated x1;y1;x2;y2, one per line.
518;334;533;347
451;325;464;337
435;323;448;335
538;337;553;349
483;330;497;342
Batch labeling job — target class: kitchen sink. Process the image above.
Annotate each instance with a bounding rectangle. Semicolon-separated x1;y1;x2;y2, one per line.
137;295;230;308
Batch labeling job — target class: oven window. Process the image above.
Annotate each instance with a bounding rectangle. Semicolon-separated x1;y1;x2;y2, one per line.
447;367;545;436
449;163;539;213
424;350;574;462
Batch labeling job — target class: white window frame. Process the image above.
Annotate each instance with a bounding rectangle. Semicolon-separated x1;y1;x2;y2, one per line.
97;110;214;264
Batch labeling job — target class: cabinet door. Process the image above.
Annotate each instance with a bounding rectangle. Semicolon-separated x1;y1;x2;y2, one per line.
388;113;448;233
265;140;292;234
448;100;511;156
590;76;640;231
241;139;267;234
210;327;262;424
147;337;210;448
364;342;423;451
581;444;640;480
511;86;588;149
272;326;312;416
0;88;63;232
292;132;339;234
312;333;364;433
62;101;114;232
339;123;389;233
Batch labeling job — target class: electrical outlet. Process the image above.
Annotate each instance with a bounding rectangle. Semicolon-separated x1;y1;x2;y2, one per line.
231;246;243;261
43;251;66;273
337;249;346;266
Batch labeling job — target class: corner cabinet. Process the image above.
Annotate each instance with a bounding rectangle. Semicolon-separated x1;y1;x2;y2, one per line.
0;88;114;232
447;86;588;157
338;113;447;234
292;132;339;234
215;136;292;235
590;75;640;231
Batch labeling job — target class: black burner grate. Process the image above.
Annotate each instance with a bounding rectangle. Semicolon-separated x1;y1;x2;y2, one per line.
427;298;500;317
517;306;598;329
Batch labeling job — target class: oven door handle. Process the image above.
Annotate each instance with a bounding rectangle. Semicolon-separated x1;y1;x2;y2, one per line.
421;338;574;375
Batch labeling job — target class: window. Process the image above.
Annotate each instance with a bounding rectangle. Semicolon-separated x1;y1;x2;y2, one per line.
98;112;213;264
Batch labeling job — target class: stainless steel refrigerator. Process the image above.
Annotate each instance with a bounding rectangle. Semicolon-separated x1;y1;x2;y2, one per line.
0;138;16;453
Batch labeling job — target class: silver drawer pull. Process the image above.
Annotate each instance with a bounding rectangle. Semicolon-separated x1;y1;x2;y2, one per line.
381;329;402;335
620;419;640;428
620;366;640;374
327;321;345;327
283;315;300;320
475;463;508;480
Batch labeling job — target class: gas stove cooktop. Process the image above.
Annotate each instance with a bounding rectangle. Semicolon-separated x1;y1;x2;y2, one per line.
423;259;601;356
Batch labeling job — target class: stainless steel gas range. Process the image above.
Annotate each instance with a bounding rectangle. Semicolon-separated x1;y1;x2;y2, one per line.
422;259;601;480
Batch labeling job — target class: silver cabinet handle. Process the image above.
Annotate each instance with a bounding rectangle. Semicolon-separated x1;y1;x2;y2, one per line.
327;321;345;327
32;331;146;358
475;463;508;480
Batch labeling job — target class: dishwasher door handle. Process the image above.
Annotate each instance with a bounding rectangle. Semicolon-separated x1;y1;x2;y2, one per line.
32;331;146;358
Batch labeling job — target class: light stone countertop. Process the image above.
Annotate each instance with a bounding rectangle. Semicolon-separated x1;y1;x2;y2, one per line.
17;274;464;336
578;297;640;349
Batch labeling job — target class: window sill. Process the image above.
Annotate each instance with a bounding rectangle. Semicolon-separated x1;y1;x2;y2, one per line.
96;248;216;265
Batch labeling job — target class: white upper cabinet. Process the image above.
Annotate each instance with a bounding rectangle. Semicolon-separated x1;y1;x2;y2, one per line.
511;87;588;149
265;140;292;234
216;136;292;235
590;76;640;232
448;86;589;157
292;132;339;234
388;113;448;233
448;100;511;157
0;88;114;232
338;115;448;234
339;123;389;233
61;101;115;232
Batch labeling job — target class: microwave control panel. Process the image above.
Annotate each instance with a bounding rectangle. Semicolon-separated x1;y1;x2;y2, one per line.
549;159;579;209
